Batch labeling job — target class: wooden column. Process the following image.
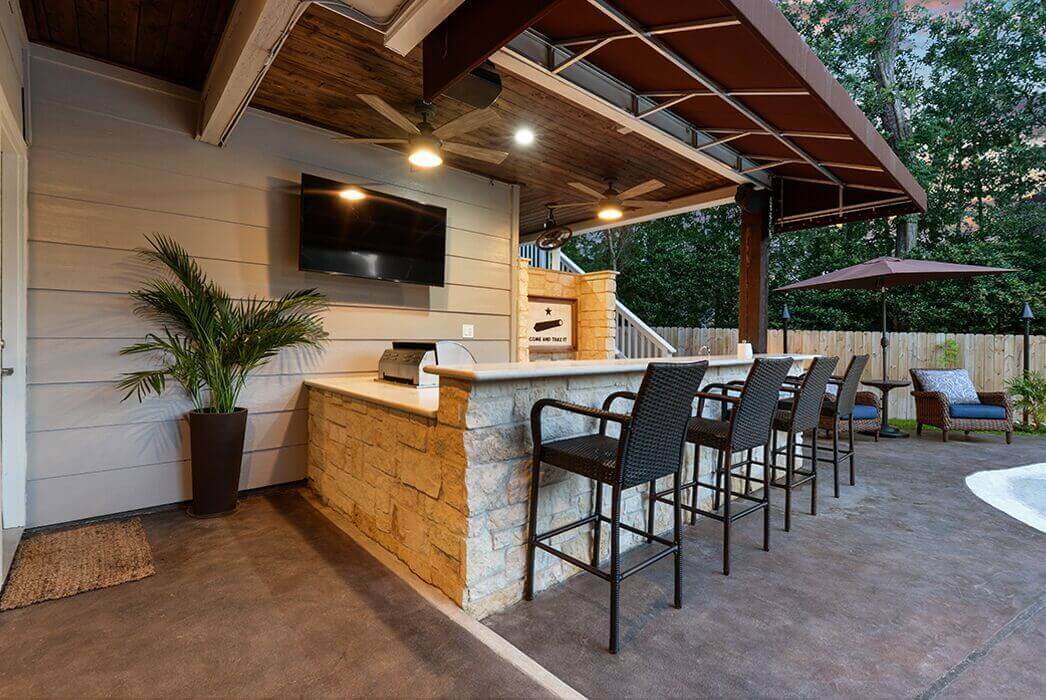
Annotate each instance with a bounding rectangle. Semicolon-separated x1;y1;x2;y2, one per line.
737;187;771;353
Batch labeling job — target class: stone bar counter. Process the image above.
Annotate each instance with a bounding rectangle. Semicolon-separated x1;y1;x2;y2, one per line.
306;354;814;618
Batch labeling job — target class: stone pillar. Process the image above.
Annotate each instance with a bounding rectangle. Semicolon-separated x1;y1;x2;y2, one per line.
577;270;618;360
515;257;530;363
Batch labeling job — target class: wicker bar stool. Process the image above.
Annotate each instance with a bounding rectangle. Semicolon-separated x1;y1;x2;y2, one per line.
764;356;838;531
651;357;793;576
525;361;707;654
807;355;870;497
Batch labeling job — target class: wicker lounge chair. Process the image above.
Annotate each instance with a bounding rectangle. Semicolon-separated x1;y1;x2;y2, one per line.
909;368;1013;443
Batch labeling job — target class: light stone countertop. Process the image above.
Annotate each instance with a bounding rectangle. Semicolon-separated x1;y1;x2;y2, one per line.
304;375;440;419
425;353;818;383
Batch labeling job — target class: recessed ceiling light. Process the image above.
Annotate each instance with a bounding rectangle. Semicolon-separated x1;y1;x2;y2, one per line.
339;187;366;201
514;127;536;146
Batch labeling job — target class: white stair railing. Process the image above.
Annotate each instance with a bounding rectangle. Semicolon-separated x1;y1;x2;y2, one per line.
520;244;676;358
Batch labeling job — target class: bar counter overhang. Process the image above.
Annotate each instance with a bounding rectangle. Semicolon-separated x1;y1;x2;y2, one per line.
306;353;814;618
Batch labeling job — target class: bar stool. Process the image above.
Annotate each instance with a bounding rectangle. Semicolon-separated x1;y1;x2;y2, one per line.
651;357;793;575
765;355;838;531
811;355;869;497
525;361;707;653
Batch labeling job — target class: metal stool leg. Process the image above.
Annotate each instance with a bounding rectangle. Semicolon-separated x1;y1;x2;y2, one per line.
524;453;542;601
609;485;622;654
689;444;699;525
744;449;752;495
645;478;656;543
673;472;682;608
832;422;840;498
762;442;771;552
785;431;794;532
848;415;856;485
592;482;603;567
713;450;723;512
810;429;818;516
722;451;732;576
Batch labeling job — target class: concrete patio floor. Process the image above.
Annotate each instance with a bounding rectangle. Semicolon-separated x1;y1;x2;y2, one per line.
0;491;553;698
485;432;1046;698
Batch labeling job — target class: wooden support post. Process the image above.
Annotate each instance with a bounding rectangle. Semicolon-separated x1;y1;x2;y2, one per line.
737;186;771;353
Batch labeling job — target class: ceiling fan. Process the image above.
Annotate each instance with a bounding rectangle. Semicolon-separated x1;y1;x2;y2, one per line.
551;179;668;221
334;94;508;168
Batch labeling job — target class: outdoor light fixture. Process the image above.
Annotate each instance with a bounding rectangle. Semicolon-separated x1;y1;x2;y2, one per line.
596;195;624;221
514;127;535;146
339;187;366;201
408;133;443;168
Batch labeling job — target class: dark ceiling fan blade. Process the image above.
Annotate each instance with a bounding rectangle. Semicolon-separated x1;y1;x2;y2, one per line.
356;94;420;134
618;179;665;200
546;202;591;208
442;141;509;164
332;137;409;144
432;108;499;140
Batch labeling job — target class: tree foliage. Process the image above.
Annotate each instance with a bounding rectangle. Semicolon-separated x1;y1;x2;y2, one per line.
563;0;1045;335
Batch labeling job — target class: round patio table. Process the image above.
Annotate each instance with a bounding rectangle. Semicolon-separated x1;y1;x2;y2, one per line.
861;378;911;438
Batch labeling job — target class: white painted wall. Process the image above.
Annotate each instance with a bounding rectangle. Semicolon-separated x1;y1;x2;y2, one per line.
26;46;517;527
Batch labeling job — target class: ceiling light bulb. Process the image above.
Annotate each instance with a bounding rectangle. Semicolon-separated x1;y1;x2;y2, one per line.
408;145;443;168
514;127;535;146
597;205;623;221
339;187;366;201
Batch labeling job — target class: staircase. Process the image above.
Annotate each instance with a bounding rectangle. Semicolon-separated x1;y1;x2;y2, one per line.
519;244;676;359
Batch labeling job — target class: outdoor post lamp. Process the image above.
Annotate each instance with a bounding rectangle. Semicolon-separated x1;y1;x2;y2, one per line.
782;304;791;353
1022;302;1034;377
1022;302;1034;425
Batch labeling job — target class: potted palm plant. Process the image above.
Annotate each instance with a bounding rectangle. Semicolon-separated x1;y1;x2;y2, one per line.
118;235;328;517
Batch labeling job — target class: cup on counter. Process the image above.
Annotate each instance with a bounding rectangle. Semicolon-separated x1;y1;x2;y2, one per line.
737;342;753;360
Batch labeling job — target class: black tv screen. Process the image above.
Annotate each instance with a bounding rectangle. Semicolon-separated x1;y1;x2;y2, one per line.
299;174;447;286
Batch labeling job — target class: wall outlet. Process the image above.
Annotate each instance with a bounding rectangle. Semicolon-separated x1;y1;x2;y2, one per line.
461;324;475;339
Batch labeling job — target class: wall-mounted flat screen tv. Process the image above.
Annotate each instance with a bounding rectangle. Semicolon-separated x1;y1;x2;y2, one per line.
299;173;447;287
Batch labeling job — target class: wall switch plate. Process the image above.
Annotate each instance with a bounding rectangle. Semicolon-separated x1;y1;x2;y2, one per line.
462;324;475;339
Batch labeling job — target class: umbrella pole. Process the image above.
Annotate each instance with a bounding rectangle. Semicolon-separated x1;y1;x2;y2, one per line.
880;289;889;381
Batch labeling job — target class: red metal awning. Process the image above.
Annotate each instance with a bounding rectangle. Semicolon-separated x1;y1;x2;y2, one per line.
426;0;927;231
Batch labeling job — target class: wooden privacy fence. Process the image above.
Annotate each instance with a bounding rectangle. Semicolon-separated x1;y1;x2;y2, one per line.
654;327;1046;421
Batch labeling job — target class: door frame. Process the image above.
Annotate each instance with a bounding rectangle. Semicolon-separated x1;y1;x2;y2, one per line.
0;65;27;530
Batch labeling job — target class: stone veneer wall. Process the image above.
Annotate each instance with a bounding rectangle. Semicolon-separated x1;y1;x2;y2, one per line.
518;259;617;362
308;360;767;619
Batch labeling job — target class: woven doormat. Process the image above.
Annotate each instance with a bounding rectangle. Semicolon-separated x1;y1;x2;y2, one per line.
1;518;155;611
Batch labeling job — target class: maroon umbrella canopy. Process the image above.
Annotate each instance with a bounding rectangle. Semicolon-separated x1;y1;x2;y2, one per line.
776;256;1015;292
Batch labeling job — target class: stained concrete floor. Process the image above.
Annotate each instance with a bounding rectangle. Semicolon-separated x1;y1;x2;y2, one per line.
0;491;552;698
485;432;1046;698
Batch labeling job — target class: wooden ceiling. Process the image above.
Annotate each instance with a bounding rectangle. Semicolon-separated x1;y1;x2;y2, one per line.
251;7;734;234
19;0;236;88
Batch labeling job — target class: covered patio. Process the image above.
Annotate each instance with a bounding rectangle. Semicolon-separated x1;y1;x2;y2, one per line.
0;0;1040;698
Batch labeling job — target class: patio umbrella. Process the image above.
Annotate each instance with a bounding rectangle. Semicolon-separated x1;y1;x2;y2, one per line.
775;256;1014;381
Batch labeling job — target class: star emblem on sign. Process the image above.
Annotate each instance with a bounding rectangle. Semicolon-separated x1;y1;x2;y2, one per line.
545;307;552;316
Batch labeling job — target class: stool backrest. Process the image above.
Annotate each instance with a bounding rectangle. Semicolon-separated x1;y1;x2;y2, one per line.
727;357;794;452
618;361;708;488
834;355;869;415
788;356;839;431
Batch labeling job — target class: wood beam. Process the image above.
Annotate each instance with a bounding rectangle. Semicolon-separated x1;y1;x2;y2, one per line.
738;187;771;353
197;0;305;146
519;186;738;240
422;0;564;102
384;0;466;56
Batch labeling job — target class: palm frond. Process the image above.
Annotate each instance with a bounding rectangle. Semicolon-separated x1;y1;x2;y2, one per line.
118;236;329;411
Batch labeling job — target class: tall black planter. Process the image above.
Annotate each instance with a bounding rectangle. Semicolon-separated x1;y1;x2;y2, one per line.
187;408;248;518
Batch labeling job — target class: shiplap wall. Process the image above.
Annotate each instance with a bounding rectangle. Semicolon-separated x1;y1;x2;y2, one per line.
26;47;517;527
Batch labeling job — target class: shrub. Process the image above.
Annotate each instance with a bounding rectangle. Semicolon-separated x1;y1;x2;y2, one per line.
1006;371;1046;429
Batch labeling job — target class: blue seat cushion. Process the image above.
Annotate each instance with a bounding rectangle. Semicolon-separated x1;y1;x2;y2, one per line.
851;404;879;421
949;403;1007;420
